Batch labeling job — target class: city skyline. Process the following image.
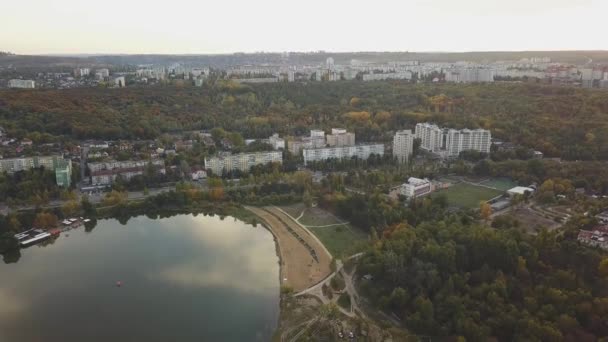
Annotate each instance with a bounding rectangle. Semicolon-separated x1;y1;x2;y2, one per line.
2;0;606;55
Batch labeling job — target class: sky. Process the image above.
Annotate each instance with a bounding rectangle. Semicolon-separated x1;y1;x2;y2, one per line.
1;0;606;54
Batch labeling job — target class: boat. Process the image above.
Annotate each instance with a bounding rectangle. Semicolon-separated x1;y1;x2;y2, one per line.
14;229;53;247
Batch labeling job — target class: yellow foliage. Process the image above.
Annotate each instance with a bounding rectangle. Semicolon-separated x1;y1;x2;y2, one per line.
344;111;371;123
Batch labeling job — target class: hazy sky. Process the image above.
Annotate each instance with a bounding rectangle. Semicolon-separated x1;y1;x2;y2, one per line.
2;0;606;54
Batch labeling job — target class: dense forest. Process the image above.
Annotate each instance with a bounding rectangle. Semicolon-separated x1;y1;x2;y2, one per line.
2;82;608;160
358;219;608;341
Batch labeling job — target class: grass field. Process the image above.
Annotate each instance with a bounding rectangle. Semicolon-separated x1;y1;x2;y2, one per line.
436;183;503;208
308;224;368;257
479;178;517;191
299;207;348;226
278;203;306;219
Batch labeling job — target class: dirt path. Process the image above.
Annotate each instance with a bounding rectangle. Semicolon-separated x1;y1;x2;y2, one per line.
245;206;332;292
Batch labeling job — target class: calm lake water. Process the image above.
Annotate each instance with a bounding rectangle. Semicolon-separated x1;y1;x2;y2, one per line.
0;214;280;342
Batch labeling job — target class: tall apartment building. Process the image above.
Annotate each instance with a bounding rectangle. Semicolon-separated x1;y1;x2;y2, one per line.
415;123;443;153
73;68;91;77
0;156;72;187
415;123;491;157
303;144;385;166
204;151;283;175
288;139;311;155
445;69;494;83
444;128;491;156
268;134;285;150
393;130;414;164
310;130;326;148
8;79;35;89
326;128;355;147
95;68;110;80
288;130;326;155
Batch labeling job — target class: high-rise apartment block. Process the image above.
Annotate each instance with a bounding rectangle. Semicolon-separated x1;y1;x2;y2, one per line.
415;123;491;157
393;130;414;164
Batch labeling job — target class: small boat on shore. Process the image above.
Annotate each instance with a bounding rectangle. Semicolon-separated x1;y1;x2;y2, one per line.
14;229;54;247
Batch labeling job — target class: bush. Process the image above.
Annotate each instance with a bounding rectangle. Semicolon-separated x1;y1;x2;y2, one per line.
337;293;351;309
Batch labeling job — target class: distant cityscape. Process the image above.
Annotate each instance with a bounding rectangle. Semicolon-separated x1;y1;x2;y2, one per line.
2;53;608;90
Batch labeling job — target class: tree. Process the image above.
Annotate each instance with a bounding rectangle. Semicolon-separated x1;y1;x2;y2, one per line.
33;212;58;229
480;202;492;222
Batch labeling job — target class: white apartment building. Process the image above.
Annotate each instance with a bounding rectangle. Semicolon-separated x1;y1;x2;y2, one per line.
303;144;385;166
8;79;35;89
89;159;165;186
268;134;285;150
73;68;91;77
393;130;414;164
415;123;444;153
233;77;280;84
204;151;282;175
400;177;432;200
362;72;412;81
326;128;355;147
415;123;491;157
444;128;492;156
310;130;326;148
95;68;110;80
111;76;126;88
288;138;312;155
88;159;164;173
0;156;72;186
445;69;494;83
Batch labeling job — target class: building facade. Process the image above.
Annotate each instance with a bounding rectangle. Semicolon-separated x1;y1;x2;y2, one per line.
400;177;432;199
89;159;165;186
415;123;443;153
393;130;414;164
8;79;35;89
303;144;385;166
326;128;355;147
204;151;283;175
0;156;71;187
268;134;285;150
415;123;491;157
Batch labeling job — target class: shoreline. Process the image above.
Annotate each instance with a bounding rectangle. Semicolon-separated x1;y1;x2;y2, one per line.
244;206;332;292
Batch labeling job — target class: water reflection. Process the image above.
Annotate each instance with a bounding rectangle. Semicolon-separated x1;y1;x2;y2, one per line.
0;214;280;341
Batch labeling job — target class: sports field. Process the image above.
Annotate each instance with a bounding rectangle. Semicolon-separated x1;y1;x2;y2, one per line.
436;183;503;208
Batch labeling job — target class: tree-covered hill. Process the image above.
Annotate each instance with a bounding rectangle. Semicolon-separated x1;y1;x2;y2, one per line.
1;82;608;159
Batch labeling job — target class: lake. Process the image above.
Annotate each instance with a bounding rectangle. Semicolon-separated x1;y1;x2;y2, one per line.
0;214;280;341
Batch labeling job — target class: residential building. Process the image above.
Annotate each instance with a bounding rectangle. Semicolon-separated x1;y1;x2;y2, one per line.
578;226;608;251
303;144;385;166
326;128;355;147
415;123;491;157
89;159;165;186
0;155;71;187
8;79;35;89
95;68;110;80
415;123;443;153
400;177;432;200
73;68;90;77
55;160;72;187
288;138;312;155
204;151;282;175
111;76;125;88
191;169;207;181
393;130;414;164
444;128;492;156
233;77;279;84
445;68;494;83
268;134;285;150
310;130;326;148
362;72;412;81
